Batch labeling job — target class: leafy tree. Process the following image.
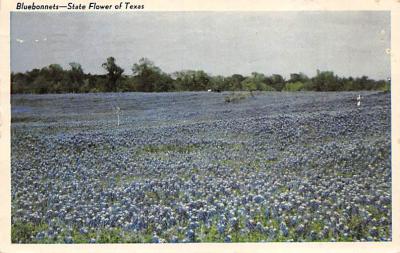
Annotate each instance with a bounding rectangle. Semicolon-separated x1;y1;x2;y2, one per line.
267;74;285;91
229;74;245;90
42;64;65;84
289;73;309;83
102;57;124;92
173;70;211;91
310;70;341;91
210;75;226;91
241;78;257;91
132;58;173;92
11;72;29;93
221;74;245;91
68;62;84;92
241;72;275;91
25;68;41;84
283;81;305;91
32;75;51;94
36;64;66;93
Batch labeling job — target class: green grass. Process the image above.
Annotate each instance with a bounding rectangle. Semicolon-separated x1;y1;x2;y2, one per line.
13;211;390;243
12;221;49;243
140;143;200;154
224;92;252;103
11;116;40;123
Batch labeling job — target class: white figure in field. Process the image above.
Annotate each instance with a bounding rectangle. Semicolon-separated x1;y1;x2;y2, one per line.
114;106;121;126
357;94;361;107
207;89;212;92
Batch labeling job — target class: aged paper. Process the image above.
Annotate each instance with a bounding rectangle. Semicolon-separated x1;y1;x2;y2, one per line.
0;0;400;252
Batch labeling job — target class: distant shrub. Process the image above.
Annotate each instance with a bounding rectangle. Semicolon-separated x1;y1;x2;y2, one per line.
263;84;276;91
283;82;305;91
224;92;251;103
241;75;276;92
89;87;102;93
378;82;391;92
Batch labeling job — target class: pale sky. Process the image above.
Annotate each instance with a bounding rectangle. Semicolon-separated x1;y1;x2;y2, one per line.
11;11;390;80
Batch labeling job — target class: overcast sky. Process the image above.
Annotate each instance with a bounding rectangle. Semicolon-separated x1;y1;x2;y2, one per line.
11;11;390;80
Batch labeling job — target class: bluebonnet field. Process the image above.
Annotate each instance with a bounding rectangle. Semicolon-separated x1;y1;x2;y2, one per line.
11;91;391;243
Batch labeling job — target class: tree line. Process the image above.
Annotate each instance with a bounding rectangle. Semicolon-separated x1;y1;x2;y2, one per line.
11;57;390;94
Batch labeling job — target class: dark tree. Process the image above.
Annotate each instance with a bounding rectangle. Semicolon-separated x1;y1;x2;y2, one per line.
173;70;211;91
311;70;340;91
267;74;285;91
132;58;172;92
68;62;85;92
102;57;124;92
289;73;309;83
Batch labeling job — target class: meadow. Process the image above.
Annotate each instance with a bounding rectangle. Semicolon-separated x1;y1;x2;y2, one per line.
11;91;391;243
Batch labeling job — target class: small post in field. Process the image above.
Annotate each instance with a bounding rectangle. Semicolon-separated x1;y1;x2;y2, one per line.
357;94;361;107
114;106;121;126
